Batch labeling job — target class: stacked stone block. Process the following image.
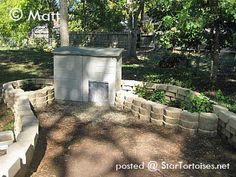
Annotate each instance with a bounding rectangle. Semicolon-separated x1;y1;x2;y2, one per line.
176;87;191;101
163;107;182;128
150;103;167;126
115;80;236;148
139;101;152;122
198;113;218;136
28;86;54;109
0;78;54;177
165;85;179;101
218;110;236;148
179;111;199;134
131;97;144;118
121;80;142;93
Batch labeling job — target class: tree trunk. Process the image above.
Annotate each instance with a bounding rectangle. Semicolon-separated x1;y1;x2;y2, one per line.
127;0;144;58
60;0;69;46
211;26;220;89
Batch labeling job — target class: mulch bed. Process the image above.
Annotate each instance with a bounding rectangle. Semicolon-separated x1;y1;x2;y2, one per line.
27;102;236;177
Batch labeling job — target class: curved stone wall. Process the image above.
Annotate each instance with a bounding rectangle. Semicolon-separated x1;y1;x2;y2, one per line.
115;80;236;149
0;78;54;177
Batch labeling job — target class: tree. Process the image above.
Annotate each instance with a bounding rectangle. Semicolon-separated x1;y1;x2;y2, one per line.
60;0;69;46
148;0;236;88
126;0;144;58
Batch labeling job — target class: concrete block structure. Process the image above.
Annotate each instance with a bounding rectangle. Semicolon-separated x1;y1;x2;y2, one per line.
53;47;123;105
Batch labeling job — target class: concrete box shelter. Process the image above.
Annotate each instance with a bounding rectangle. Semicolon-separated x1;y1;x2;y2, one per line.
53;46;123;104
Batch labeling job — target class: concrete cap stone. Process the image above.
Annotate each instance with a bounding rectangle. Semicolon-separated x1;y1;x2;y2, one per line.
53;46;123;57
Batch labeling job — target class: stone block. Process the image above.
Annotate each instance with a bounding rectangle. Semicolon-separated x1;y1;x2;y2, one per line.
163;115;179;124
177;88;191;96
3;82;14;90
115;96;125;102
163;121;178;128
176;94;185;100
213;105;228;116
47;92;54;99
139;114;150;122
132;97;145;106
114;102;124;109
198;128;217;137
0;156;22;177
36;90;47;97
229;136;236;148
167;85;179;93
218;119;226;128
131;110;139;117
180;111;199;122
123;80;142;87
219;110;236;123
17;126;38;147
165;91;176;98
141;101;153;110
199;113;218;131
179;119;198;129
155;84;167;91
116;91;125;98
152;103;167;114
229;118;236;130
131;105;139;112
123;106;131;111
230;127;236;135
165;96;171;101
150;112;163;120
150;118;163;126
164;107;182;118
47;98;55;104
139;107;150;116
178;125;197;135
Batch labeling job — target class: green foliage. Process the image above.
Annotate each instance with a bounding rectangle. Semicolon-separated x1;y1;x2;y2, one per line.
143;21;155;34
71;0;126;32
135;83;213;113
168;94;213;113
3;121;14;131
182;94;213;113
135;84;166;103
215;90;226;102
30;37;48;51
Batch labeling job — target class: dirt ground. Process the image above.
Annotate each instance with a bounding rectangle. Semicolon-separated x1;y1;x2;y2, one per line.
27;102;236;177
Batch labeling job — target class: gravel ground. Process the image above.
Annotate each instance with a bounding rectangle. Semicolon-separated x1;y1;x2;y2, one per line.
26;101;236;177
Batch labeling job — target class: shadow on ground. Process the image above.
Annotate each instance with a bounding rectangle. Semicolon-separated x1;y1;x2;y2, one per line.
26;102;236;177
0;49;53;84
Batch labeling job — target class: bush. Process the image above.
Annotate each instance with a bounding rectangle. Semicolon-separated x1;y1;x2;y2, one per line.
159;53;188;68
30;37;49;51
181;94;213;113
135;84;213;113
135;84;166;103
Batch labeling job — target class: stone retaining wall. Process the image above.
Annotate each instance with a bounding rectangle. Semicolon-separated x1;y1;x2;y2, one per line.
115;80;236;148
0;78;54;177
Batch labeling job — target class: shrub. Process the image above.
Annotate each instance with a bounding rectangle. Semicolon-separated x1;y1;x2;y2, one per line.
135;84;166;103
30;37;48;51
215;90;226;102
135;84;213;113
181;94;213;113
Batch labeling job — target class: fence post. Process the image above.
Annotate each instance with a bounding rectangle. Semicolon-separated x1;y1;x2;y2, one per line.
127;31;131;57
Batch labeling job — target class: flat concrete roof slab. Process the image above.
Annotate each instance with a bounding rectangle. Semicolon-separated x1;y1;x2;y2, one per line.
53;46;123;57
